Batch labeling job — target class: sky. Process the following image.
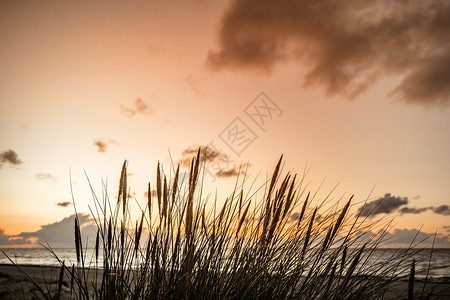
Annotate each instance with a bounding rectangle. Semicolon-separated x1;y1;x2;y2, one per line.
0;0;449;248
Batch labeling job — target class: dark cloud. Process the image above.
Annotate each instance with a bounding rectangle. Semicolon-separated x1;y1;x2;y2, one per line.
120;98;152;117
358;194;450;217
398;206;430;214
0;228;31;246
358;194;408;217
56;201;72;207
355;228;450;248
0;149;23;167
178;145;226;167
35;173;56;180
16;214;95;248
94;139;118;153
433;205;450;216
178;145;249;179
215;163;249;178
94;140;107;153
208;0;450;106
387;228;450;247
216;167;240;178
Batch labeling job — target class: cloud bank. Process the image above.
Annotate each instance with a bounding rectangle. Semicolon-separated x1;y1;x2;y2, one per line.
3;214;95;248
358;193;450;218
208;0;450;106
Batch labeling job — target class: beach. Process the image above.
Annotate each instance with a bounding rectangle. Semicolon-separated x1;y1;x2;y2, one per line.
1;263;449;299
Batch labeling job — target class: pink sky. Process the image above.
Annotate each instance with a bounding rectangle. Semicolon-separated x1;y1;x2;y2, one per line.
0;0;449;248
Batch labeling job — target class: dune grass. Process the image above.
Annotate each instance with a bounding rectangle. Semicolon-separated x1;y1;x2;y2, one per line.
5;150;434;299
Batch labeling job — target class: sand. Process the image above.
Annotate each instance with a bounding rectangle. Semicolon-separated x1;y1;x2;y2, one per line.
1;263;449;299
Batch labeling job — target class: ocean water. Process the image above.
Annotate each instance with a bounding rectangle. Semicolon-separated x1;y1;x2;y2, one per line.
1;247;449;280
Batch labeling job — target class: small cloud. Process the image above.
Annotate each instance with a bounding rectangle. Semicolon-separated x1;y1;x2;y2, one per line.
432;205;450;216
216;167;240;178
120;98;153;117
178;145;226;167
215;163;250;178
358;194;408;218
35;173;56;180
178;145;250;180
56;201;72;207
398;207;430;214
94;139;119;153
94;140;108;153
0;149;23;167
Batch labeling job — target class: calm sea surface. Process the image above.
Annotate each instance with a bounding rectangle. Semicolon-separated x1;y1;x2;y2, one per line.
1;248;449;280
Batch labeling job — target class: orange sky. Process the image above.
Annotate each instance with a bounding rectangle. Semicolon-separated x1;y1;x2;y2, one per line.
0;0;449;248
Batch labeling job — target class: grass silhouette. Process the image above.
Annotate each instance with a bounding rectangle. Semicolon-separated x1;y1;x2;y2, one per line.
4;150;434;299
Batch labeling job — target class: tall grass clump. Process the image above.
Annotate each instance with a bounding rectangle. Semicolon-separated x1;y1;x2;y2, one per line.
11;150;433;299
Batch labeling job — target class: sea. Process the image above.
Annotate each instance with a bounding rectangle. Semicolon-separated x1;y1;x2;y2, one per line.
1;248;449;281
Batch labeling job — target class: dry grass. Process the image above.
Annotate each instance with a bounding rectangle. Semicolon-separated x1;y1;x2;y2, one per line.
3;150;435;299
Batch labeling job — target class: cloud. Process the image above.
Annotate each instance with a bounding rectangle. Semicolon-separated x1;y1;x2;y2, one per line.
0;228;31;246
177;145;250;178
178;145;249;180
94;140;107;153
384;228;450;248
178;145;225;167
215;163;249;178
35;173;56;180
216;167;240;178
398;206;430;214
355;228;450;248
432;205;450;216
207;0;450;106
94;139;119;153
0;149;23;167
14;214;95;248
120;98;153;117
358;194;408;217
358;193;450;217
56;201;72;207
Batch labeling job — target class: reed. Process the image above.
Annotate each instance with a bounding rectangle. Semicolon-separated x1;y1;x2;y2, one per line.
8;151;432;299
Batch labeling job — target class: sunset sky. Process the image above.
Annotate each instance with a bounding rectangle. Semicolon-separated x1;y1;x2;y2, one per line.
1;0;449;248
